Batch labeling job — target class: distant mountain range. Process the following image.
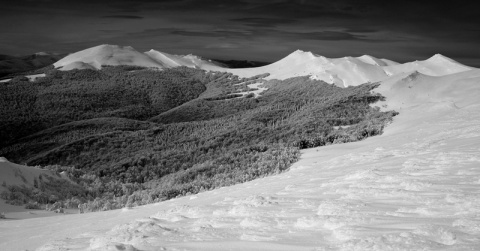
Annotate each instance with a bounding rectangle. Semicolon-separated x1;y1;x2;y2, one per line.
1;44;474;87
226;50;473;87
0;52;65;78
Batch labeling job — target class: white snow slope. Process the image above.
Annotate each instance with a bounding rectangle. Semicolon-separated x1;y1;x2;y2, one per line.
53;44;224;71
225;50;473;87
1;65;479;249
0;157;57;194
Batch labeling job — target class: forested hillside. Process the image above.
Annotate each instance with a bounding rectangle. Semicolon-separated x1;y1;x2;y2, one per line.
0;66;208;146
0;66;397;211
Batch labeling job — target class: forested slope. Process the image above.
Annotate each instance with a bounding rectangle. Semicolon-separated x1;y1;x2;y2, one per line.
0;66;397;211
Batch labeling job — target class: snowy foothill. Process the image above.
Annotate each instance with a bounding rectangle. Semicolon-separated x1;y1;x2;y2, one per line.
1;56;479;250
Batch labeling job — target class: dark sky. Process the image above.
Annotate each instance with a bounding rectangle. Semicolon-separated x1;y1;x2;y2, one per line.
1;0;480;66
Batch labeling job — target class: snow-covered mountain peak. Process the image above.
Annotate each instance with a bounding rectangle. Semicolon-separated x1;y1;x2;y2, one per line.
283;50;324;62
426;53;454;63
53;45;225;71
54;44;165;70
422;53;471;69
382;54;473;77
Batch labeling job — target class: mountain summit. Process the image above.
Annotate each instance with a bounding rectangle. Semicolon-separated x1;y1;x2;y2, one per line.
53;44;224;71
53;44;167;70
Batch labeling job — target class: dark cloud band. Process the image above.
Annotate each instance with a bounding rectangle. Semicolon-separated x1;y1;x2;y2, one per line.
102;15;144;19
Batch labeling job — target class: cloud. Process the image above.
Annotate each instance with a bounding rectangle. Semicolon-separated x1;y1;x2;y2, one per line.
296;31;363;41
345;28;378;33
229;17;296;27
127;27;366;42
170;30;251;38
205;43;240;49
168;28;364;41
102;15;144;19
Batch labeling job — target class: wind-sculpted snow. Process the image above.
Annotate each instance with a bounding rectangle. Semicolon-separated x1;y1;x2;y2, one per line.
2;65;480;251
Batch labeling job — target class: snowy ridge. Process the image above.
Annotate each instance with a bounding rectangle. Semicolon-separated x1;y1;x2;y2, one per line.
145;49;224;71
383;54;473;77
2;68;480;250
224;50;474;87
54;44;224;71
227;50;393;87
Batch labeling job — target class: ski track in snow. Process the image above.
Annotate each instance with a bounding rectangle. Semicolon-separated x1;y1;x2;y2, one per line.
0;102;475;251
